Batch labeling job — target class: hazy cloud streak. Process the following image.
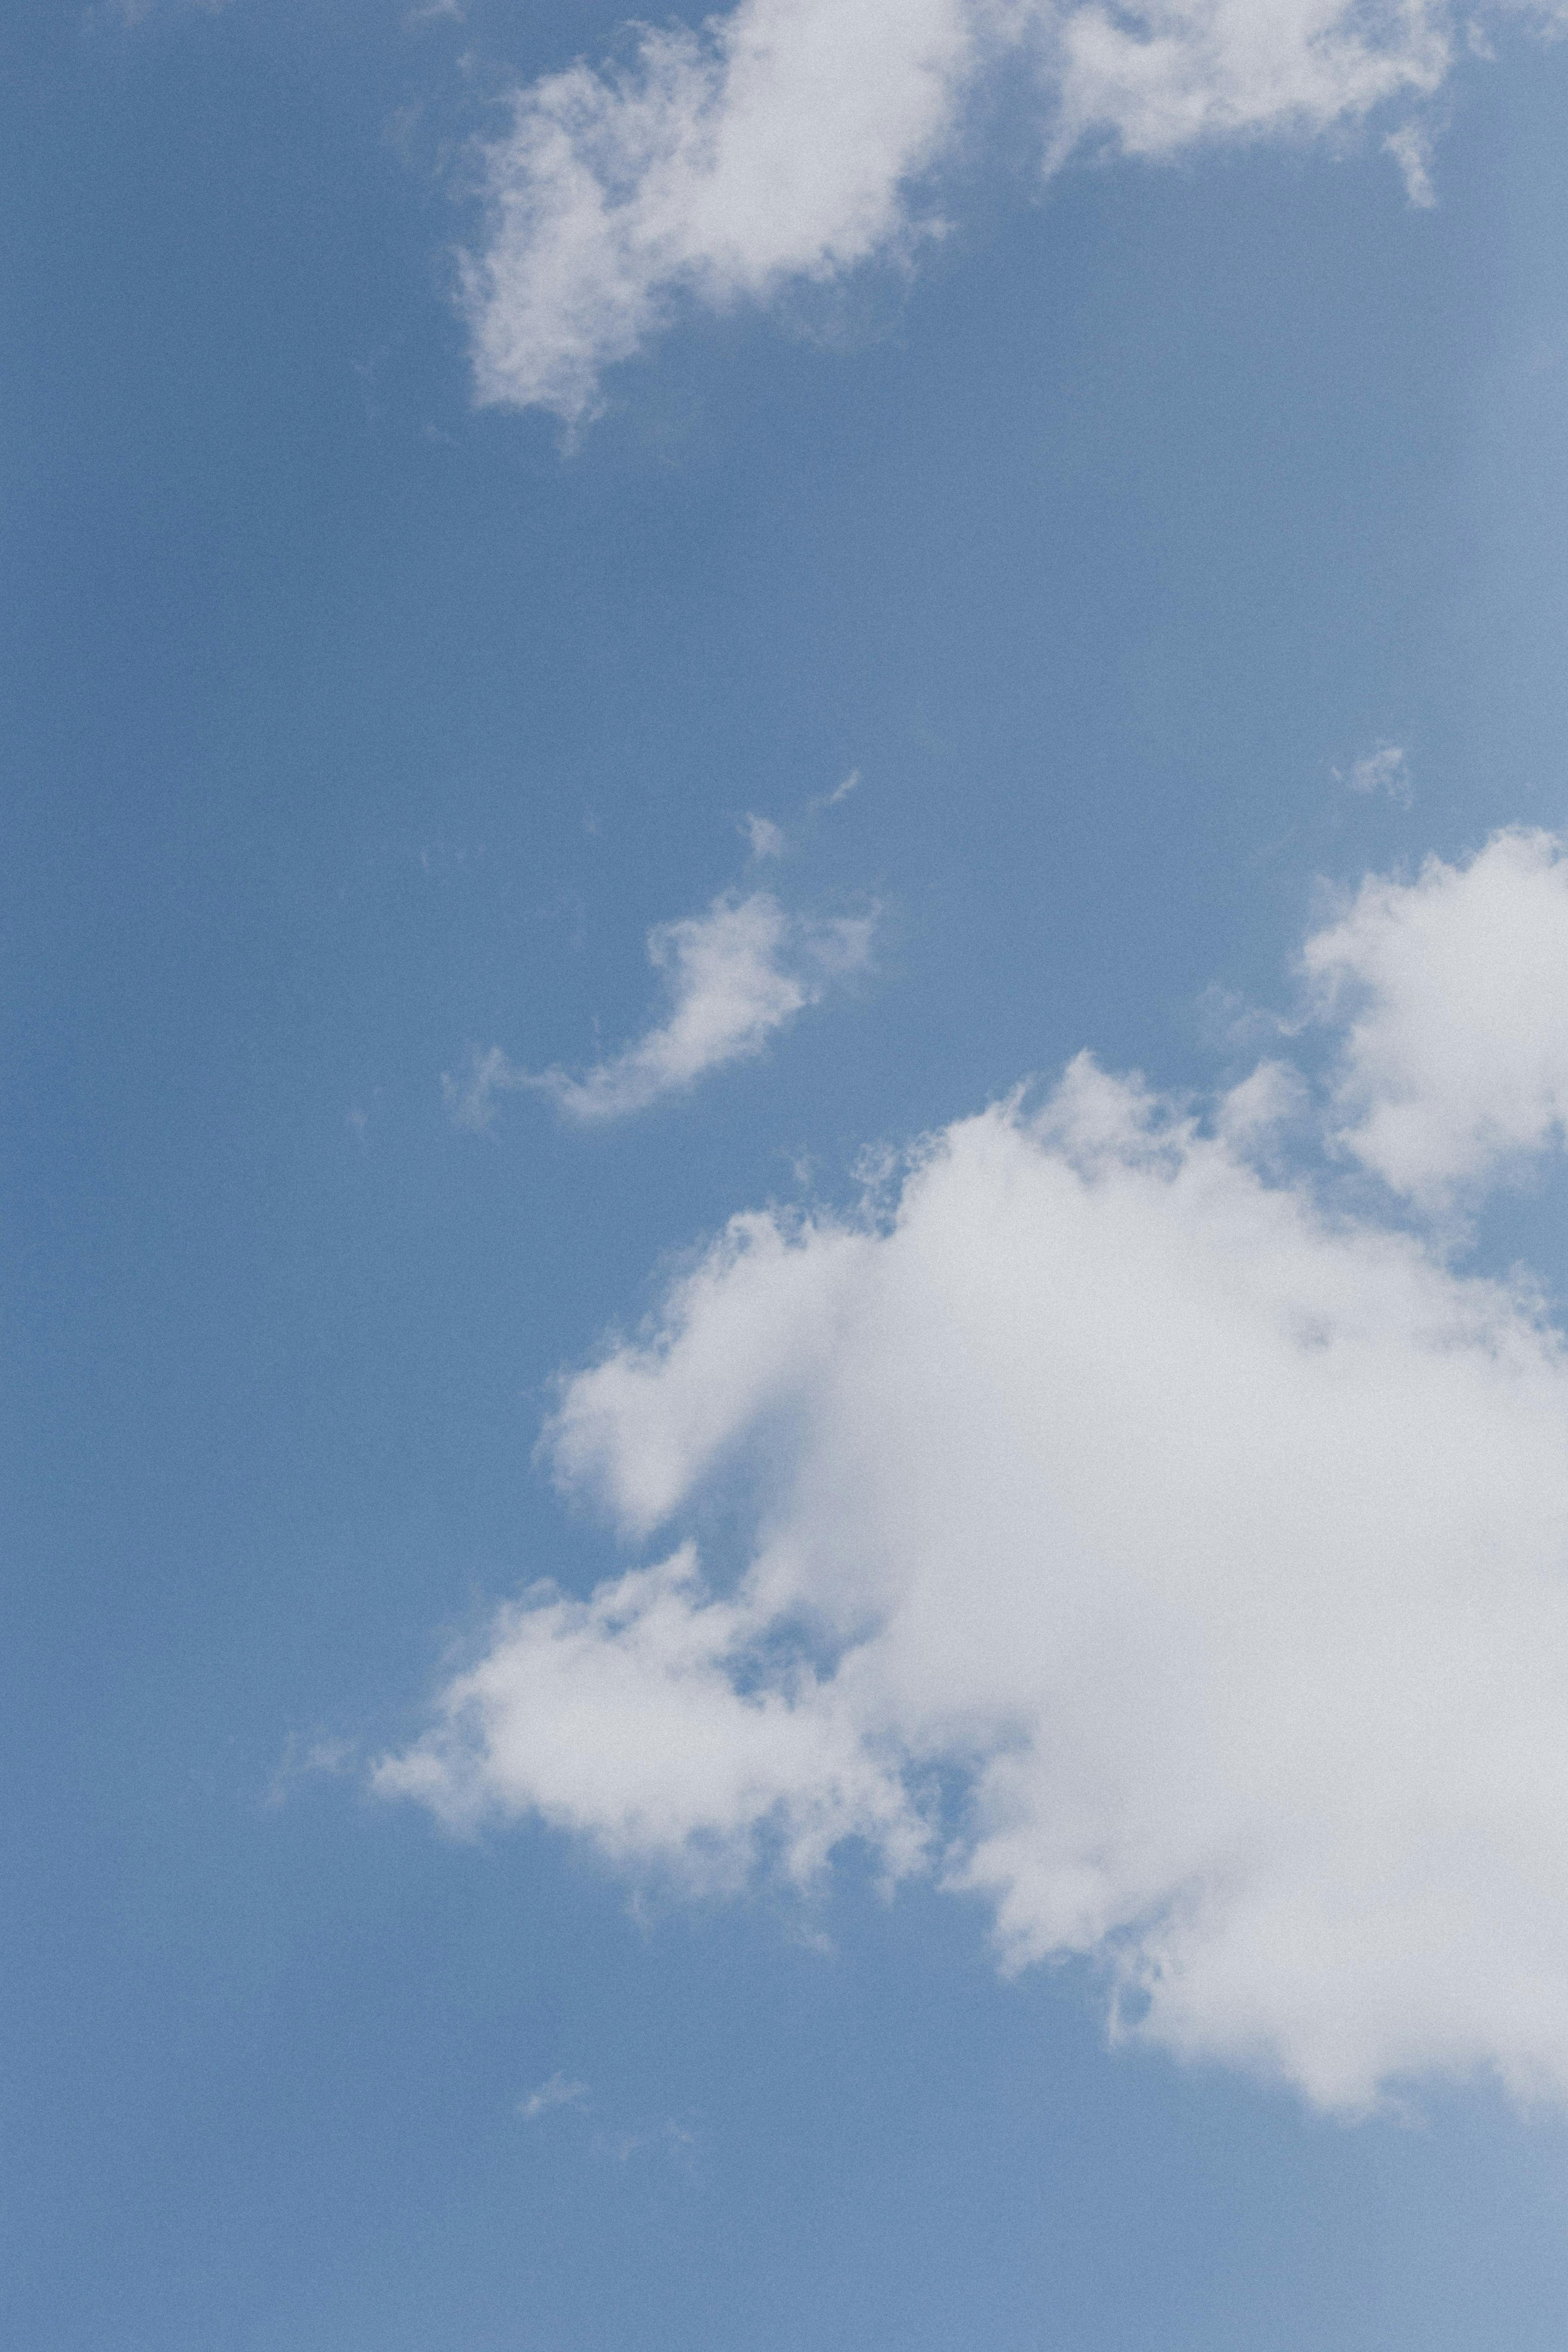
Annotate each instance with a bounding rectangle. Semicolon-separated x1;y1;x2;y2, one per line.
446;889;875;1128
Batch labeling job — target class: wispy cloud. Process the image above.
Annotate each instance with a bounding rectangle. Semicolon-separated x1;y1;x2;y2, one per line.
1337;741;1413;806
514;2073;695;2169
443;1043;521;1134
446;889;874;1128
519;2072;590;2120
741;812;787;861
594;2117;698;2170
810;769;861;814
264;1733;356;1810
1384;122;1438;208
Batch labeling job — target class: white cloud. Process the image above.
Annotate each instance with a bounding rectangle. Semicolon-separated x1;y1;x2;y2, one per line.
520;2071;590;2119
387;832;1568;2114
1305;828;1568;1204
461;0;973;423
456;0;1551;420
1338;741;1413;805
810;768;862;813
443;1041;521;1133
1044;0;1450;166
379;1540;922;1882
741;812;787;860
445;890;874;1128
1384;120;1438;207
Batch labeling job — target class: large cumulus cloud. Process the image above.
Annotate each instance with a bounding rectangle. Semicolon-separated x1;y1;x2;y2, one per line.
380;832;1568;2112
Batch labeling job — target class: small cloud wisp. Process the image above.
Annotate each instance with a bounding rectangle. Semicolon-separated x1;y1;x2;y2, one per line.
446;889;874;1129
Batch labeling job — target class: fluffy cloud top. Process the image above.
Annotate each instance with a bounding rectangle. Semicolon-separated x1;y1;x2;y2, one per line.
458;0;1542;420
1308;828;1568;1203
462;0;971;420
384;833;1568;2112
445;889;873;1127
1048;0;1449;162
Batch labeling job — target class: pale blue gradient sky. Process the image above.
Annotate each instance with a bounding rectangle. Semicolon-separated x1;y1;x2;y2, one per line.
5;2;1568;2343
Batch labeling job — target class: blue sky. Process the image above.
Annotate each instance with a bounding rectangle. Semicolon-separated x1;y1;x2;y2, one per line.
8;0;1568;2344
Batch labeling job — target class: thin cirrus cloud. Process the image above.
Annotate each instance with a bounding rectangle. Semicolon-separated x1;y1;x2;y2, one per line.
740;812;787;861
519;2072;590;2121
1337;741;1413;806
444;888;875;1128
384;830;1568;2115
455;0;1553;423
